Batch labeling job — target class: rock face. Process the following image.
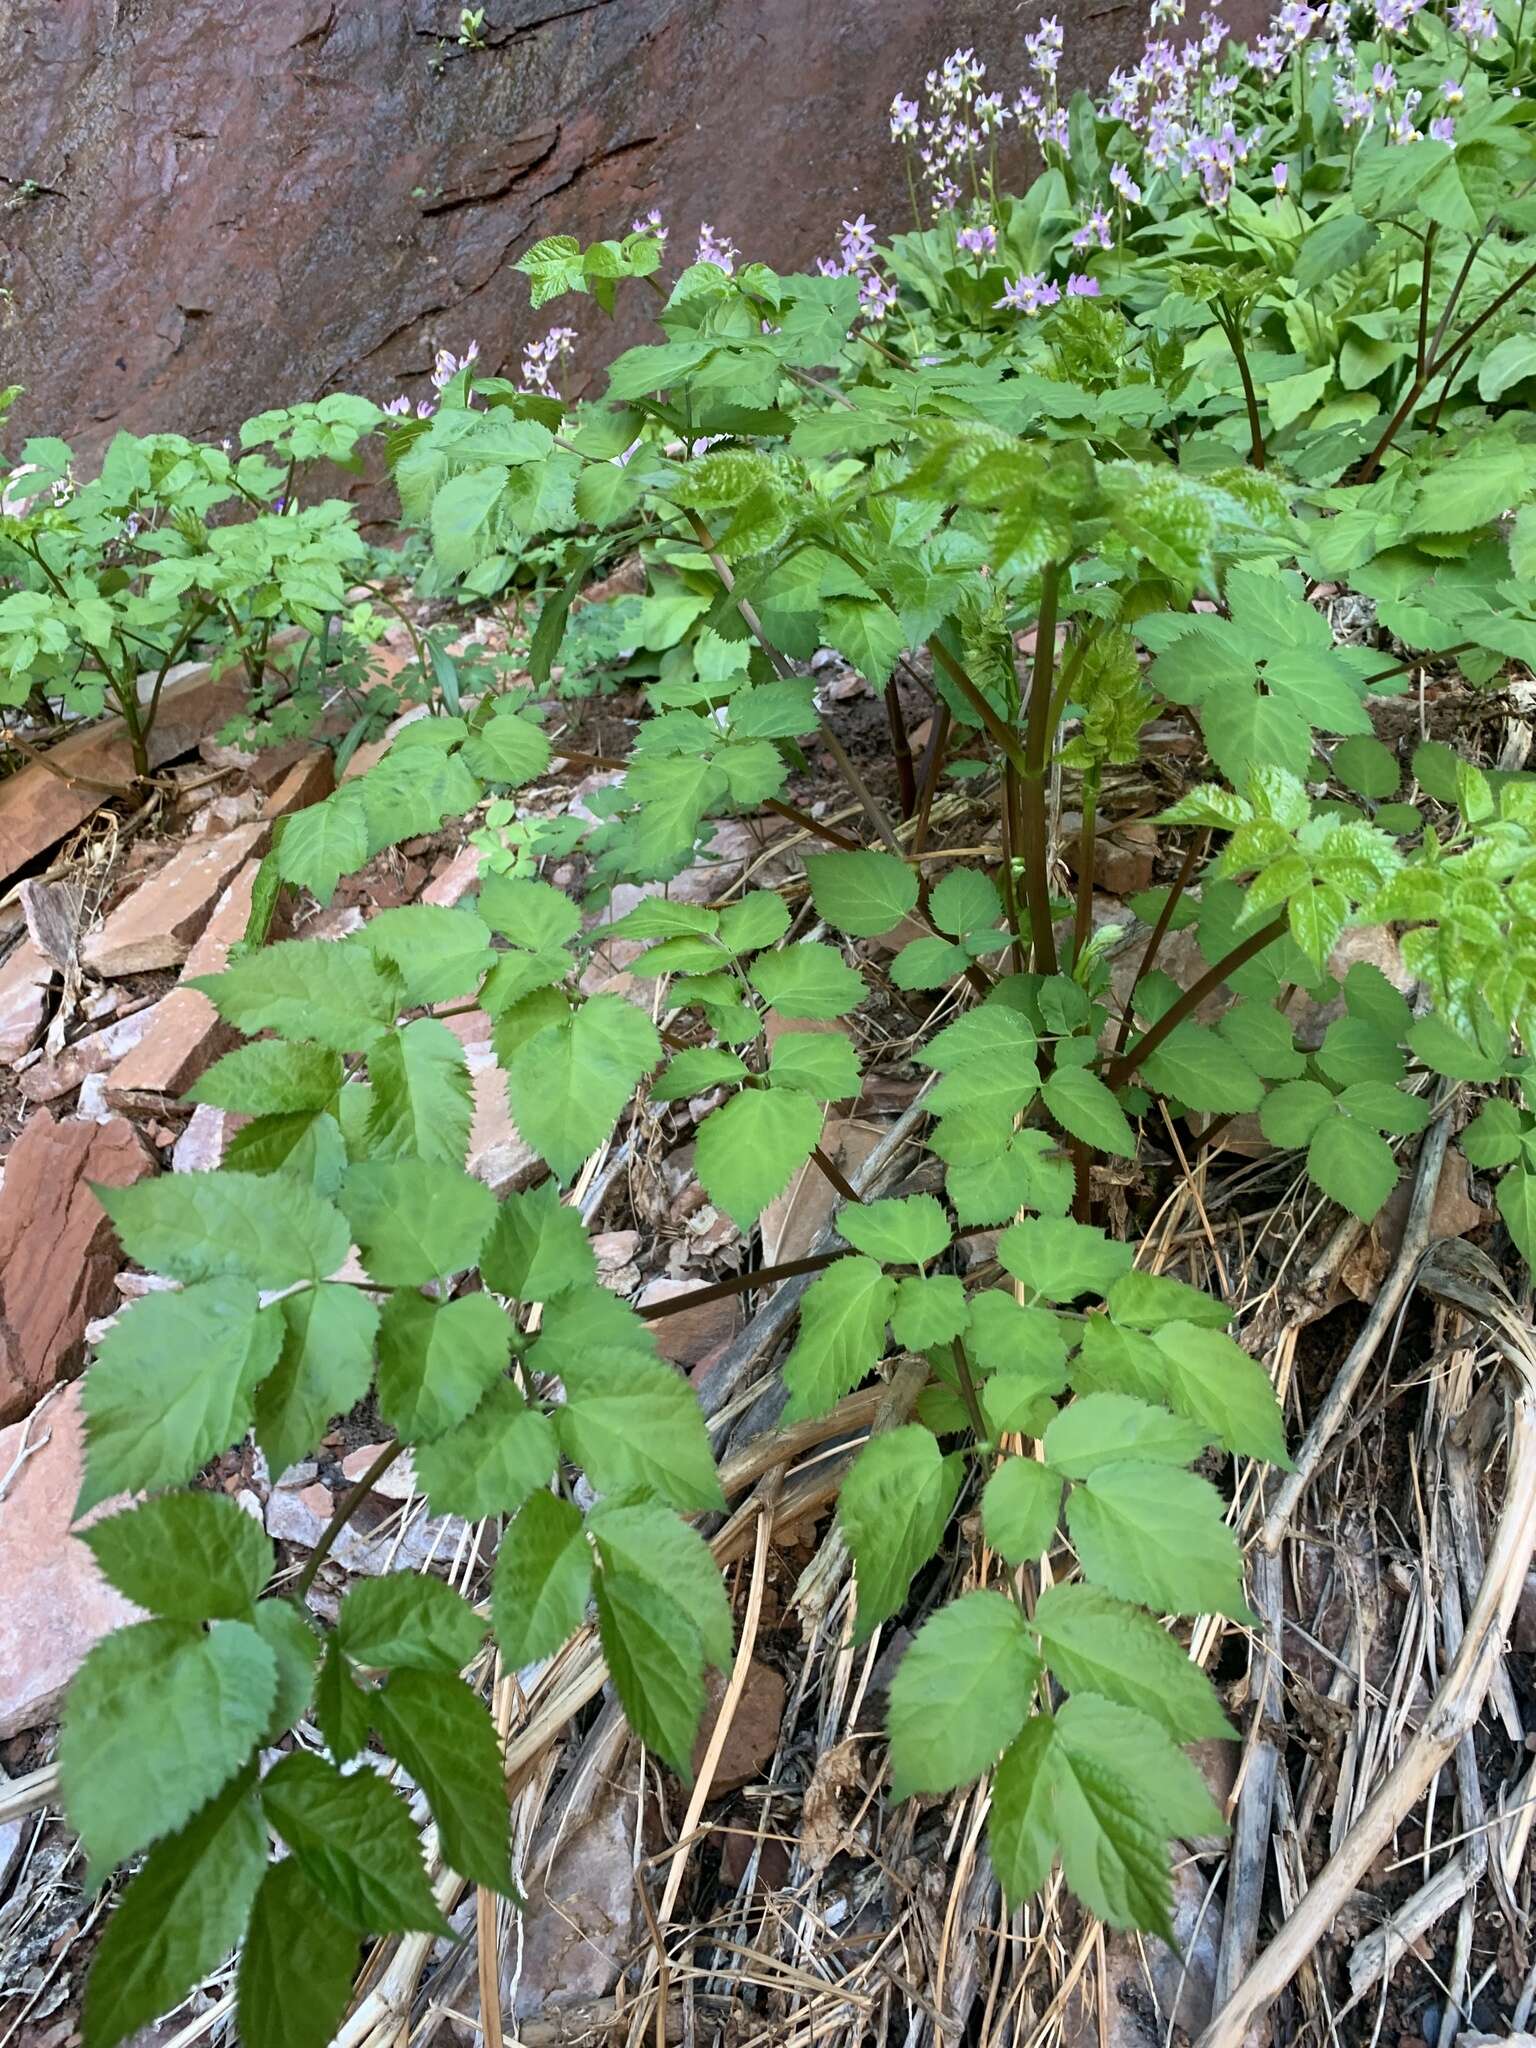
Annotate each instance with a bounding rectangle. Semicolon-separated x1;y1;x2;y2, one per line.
0;1109;155;1425
1;1;1264;487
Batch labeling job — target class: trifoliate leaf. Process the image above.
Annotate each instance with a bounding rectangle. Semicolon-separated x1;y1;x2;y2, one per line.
491;1492;593;1665
887;1591;1039;1799
339;1159;496;1283
695;1084;824;1228
997;1216;1134;1301
260;1750;448;1934
782;1255;896;1421
1032;1583;1231;1741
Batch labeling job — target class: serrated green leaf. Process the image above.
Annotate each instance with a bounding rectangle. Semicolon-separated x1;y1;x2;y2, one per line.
695;1084;824;1229
839;1424;961;1636
359;904;496;1007
558;1344;724;1510
339;1573;485;1675
1307;1113;1396;1218
1066;1463;1250;1620
62;1618;277;1881
982;1456;1064;1564
82;1494;272;1623
370;1669;513;1892
892;1272;969;1348
1498;1167;1536;1265
887;1592;1039;1799
1259;1077;1336;1148
1044;1393;1211;1476
412;1379;558;1519
462;707;553;786
254;1285;378;1481
340;1159;496;1283
595;1571;706;1777
917;1001;1038;1071
251;1599;319;1741
478;872;583;949
589;1499;733;1670
1462;1099;1522;1168
998;1216;1134;1302
480;1179;597;1301
767;1027;861;1100
83;1772;266;2048
838;1193;951;1267
491;1491;593;1665
1215;1001;1305;1081
96;1171;349;1290
990;1716;1061;1906
365;1018;474;1166
1148;1321;1290;1464
782;1255;896;1421
237;1860;359;2048
189;1041;342;1116
652;1045;750;1101
274;793;369;904
1042;1063;1138;1157
805;850;919;936
1408;1012;1505;1081
1139;1022;1263;1114
1032;1583;1230;1741
505;994;661;1181
718;889;792;953
748;942;865;1019
260;1750;448;1934
376;1290;513;1440
189;937;400;1052
80;1281;283;1513
890;935;972;989
1103;1270;1230;1330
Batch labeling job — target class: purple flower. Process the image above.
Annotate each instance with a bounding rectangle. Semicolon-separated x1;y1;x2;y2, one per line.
1110;160;1143;204
1066;273;1101;296
1072;206;1115;250
1450;0;1496;37
1371;61;1396;94
431;340;480;391
1429;113;1456;140
840;213;878;267
1276;1;1316;40
957;222;999;256
630;207;668;243
1039;107;1071;149
1273;160;1289;191
383;394;411;416
696;222;740;274
890;93;920;140
1441;75;1465;103
416;399;436;419
859;272;900;321
996;272;1060;314
1026;13;1065;78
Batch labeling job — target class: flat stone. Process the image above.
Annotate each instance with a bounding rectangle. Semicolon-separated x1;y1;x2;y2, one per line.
17;1001;164;1105
263;747;334;818
339;1442;418;1498
465;1044;540;1196
171;1102;234;1173
107;857;272;1104
635;1276;742;1370
422;843;483;907
691;1659;786;1795
83;821;268;977
0;1383;145;1737
0;937;52;1066
0;1109;155;1425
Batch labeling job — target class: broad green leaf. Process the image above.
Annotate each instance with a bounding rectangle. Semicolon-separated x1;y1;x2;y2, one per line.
365;1018;474;1166
1308;1113;1396;1218
718;890;793;953
887;1592;1039;1799
189;1041;342;1116
376;1291;514;1440
254;1285;378;1481
1103;1269;1231;1330
237;1861;359;2048
412;1378;558;1518
890;935;972;989
80;1281;283;1512
1461;1098;1523;1168
1407;1012;1504;1081
782;1255;896;1421
1216;1000;1305;1081
189;938;399;1052
1149;1322;1290;1464
480;1179;597;1301
491;1492;593;1664
251;1600;319;1741
892;1273;968;1348
967;1291;1070;1380
478;872;583;950
1042;1064;1138;1157
1048;1705;1184;1935
805;849;919;936
1058;1692;1223;1843
1333;734;1400;799
340;1159;496;1283
838;1193;951;1267
998;1216;1134;1301
315;1638;372;1764
748;943;865;1019
695;1085;824;1228
462;707;553;786
930;866;1002;937
1066;1463;1250;1620
62;1618;277;1881
339;1573;486;1674
982;1456;1064;1564
990;1716;1061;1905
505;995;661;1181
558;1345;724;1510
1139;1023;1263;1114
260;1750;448;1933
1259;1077;1335;1148
1316;1016;1403;1088
590;1499;733;1670
83;1773;266;2048
1498;1167;1536;1266
595;1571;706;1777
838;1425;961;1636
359;904;496;1006
95;1172;348;1289
1032;1583;1230;1741
767;1028;861;1100
82;1493;272;1623
917;1002;1037;1071
274;793;369;903
1044;1394;1211;1476
652;1046;750;1100
947;1132;1073;1225
369;1669;513;1893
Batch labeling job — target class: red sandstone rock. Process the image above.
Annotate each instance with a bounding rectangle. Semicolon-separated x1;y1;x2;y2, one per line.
0;936;52;1066
83;821;268;977
0;1109;155;1425
263;747;335;818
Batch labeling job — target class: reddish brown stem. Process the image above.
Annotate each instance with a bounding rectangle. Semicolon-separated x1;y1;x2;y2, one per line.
1104;912;1287;1091
1111;832;1208;1057
884;677;918;817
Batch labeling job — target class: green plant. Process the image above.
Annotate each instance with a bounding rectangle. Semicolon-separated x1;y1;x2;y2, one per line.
458;6;487;49
48;0;1536;2039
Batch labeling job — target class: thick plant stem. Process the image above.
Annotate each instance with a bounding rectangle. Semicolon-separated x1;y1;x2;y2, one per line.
1104;911;1287;1090
950;1337;990;1444
291;1440;406;1599
1111;831;1208;1056
884;675;918;817
1070;768;1099;968
910;702;951;859
1020;563;1061;975
926;635;1031;780
1219;304;1266;471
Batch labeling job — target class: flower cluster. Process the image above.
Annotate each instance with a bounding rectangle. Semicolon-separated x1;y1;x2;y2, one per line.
695;222;740;275
630;207;668;244
383;341;482;421
520;326;578;397
995;271;1100;315
816;214;900;321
